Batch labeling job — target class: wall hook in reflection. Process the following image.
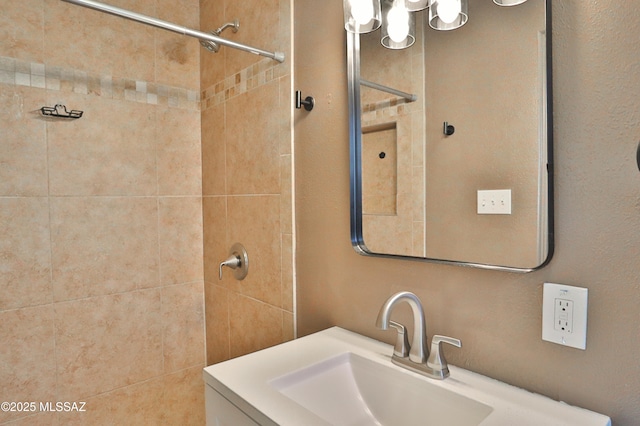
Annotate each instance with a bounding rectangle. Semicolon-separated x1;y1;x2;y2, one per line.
295;91;315;111
40;104;83;119
443;122;455;136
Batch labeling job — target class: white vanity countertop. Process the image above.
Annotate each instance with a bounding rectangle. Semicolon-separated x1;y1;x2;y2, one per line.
203;327;611;426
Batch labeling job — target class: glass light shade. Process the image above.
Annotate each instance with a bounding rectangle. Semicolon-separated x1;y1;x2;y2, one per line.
428;0;468;31
344;0;382;34
405;0;429;12
381;0;416;49
493;0;528;5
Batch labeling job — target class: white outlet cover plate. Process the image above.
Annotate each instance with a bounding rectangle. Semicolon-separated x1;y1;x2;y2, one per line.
542;283;588;350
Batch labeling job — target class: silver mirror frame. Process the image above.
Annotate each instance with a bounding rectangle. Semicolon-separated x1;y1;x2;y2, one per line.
348;0;554;273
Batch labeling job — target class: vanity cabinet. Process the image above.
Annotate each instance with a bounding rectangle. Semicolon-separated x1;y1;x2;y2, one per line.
205;384;259;426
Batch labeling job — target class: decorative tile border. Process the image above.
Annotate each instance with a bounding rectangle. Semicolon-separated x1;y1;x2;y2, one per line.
361;98;414;125
201;57;286;110
0;56;200;111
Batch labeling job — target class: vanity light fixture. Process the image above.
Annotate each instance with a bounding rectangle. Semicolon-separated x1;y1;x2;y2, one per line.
406;0;429;12
381;0;416;49
428;0;468;31
493;0;528;5
343;0;382;34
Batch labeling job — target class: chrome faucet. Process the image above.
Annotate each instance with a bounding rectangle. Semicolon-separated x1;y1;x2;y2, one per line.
376;291;461;380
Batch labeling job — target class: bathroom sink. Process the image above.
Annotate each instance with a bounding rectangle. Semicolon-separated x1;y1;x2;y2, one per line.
270;352;492;425
203;327;611;426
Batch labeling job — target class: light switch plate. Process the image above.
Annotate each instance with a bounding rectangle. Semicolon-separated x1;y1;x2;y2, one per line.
477;189;512;214
542;283;588;350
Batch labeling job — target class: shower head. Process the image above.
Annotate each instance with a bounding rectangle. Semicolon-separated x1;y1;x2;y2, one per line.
199;19;240;53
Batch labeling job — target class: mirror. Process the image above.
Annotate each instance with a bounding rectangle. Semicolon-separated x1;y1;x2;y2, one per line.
348;0;553;272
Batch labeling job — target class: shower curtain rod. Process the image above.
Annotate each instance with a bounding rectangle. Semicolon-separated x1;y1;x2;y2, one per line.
60;0;285;63
360;79;417;102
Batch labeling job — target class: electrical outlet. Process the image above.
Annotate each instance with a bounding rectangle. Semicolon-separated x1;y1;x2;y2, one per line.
554;299;573;333
542;283;588;350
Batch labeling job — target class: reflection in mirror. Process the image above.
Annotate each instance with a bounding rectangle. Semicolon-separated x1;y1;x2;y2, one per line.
348;0;553;272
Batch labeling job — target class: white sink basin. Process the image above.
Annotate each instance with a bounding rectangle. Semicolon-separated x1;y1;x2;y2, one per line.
271;352;492;426
203;327;611;426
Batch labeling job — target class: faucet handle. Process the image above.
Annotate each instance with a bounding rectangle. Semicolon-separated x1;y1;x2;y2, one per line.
218;243;249;280
427;335;461;379
388;321;410;358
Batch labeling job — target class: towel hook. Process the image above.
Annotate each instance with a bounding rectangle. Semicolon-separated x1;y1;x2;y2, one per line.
443;122;455;136
295;91;315;111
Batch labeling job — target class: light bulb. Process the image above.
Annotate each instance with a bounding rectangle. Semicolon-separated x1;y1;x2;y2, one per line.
351;0;375;25
387;3;410;42
437;0;461;24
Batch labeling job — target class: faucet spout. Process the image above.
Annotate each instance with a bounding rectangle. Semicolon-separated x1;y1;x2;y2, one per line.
376;291;428;364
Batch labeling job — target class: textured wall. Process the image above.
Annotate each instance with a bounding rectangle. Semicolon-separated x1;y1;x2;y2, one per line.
295;0;640;424
0;0;204;424
200;0;294;365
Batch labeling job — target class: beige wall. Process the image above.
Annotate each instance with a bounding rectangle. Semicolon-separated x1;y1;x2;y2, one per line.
201;0;294;365
0;0;204;424
295;1;640;424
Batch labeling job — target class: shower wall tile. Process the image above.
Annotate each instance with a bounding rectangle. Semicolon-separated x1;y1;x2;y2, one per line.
46;92;157;197
162;281;205;372
201;104;226;195
54;290;164;401
199;0;226;91
160;366;206;425
0;198;52;311
0;306;56;424
203;196;227;284
205;283;231;365
1;0;203;423
157;0;200;27
278;74;292;156
43;0;156;82
280;154;293;234
224;0;281;76
3;412;58;426
156;105;202;195
155;0;201;91
282;232;294;313
158;197;204;286
226;80;281;195
50;197;160;301
57;365;205;425
157;144;202;195
225;195;281;307
57;377;165;426
0;84;48;196
155;31;201;90
201;0;294;365
229;292;284;359
0;0;44;63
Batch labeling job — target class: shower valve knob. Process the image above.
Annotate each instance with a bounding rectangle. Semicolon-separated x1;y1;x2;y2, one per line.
218;243;249;280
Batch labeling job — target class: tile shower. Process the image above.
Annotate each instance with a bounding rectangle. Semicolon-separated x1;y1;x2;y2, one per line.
0;0;293;424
